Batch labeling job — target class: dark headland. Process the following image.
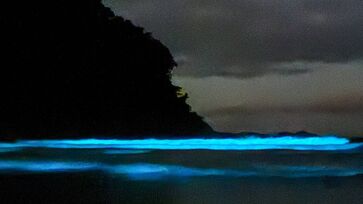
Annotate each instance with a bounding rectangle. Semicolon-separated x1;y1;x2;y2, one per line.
1;1;360;142
0;0;213;140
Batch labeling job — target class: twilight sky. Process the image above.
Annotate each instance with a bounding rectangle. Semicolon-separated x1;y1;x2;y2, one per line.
104;0;363;136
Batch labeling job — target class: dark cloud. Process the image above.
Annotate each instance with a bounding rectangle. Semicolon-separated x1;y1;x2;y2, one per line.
105;0;363;78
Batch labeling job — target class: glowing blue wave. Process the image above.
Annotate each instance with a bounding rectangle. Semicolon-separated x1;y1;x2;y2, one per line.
0;160;362;179
0;161;100;172
109;163;252;180
0;136;361;151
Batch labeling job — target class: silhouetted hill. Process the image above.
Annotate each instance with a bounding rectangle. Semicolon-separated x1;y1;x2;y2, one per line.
0;0;212;139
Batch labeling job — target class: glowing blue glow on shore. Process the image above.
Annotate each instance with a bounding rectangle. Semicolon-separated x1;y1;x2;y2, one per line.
0;136;361;151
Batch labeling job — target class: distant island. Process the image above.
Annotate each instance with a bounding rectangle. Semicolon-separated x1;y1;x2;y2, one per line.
213;130;319;138
0;0;212;140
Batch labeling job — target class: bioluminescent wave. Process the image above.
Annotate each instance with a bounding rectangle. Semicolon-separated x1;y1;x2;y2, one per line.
109;163;253;180
0;161;100;172
0;136;362;151
0;160;362;180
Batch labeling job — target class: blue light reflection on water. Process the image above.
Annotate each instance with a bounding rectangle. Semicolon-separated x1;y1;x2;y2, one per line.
103;150;152;155
0;136;361;151
0;147;23;153
0;160;362;180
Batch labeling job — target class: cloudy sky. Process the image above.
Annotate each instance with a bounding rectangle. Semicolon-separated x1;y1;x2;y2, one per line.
104;0;363;136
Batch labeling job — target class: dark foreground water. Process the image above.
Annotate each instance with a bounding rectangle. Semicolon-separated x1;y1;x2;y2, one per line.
0;137;363;204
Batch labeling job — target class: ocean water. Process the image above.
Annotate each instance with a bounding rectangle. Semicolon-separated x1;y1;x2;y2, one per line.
0;136;362;204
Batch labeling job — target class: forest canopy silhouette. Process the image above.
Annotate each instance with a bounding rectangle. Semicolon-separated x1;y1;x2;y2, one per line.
0;0;212;139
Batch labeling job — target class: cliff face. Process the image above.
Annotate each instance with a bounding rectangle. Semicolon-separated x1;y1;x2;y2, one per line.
0;0;212;139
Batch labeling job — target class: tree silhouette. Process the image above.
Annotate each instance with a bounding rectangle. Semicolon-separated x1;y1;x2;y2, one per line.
0;0;212;139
